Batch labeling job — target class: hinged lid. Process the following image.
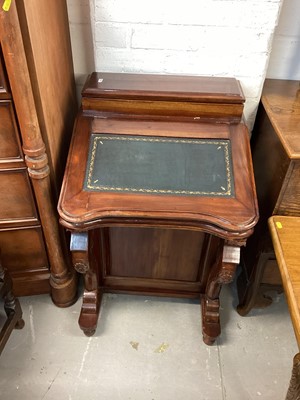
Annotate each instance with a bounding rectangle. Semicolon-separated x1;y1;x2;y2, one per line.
83;72;245;103
81;72;245;123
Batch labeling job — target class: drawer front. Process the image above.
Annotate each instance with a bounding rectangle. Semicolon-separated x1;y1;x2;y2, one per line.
276;162;300;216
0;52;10;98
0;226;49;273
0;169;38;226
0;100;23;163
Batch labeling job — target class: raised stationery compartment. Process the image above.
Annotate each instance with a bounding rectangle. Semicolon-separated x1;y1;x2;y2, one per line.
81;72;245;123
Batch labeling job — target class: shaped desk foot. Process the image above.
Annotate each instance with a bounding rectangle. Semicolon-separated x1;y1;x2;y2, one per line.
78;288;101;337
202;244;240;345
201;297;220;345
70;231;102;337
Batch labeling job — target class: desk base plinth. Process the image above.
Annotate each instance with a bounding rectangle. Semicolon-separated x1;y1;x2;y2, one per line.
71;230;240;345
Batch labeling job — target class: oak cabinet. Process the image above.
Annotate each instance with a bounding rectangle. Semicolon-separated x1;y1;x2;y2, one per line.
237;79;300;314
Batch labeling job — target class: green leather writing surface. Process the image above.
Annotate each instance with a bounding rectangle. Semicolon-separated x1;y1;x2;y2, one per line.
84;134;235;197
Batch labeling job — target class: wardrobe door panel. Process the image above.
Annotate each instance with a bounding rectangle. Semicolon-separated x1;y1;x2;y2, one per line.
0;101;23;163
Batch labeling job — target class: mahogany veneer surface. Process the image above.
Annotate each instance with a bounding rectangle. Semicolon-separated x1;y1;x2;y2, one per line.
59;116;257;240
58;72;258;344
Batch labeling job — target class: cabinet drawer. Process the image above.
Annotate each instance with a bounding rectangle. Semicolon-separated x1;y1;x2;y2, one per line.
0;226;49;273
0;52;10;98
0;169;38;227
0;101;23;165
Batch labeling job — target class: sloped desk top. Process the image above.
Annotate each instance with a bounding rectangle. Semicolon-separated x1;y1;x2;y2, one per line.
58;114;258;242
84;134;234;197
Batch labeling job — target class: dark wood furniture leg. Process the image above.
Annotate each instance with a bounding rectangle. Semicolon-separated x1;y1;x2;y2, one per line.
70;231;102;336
0;253;24;356
286;353;300;400
237;244;282;316
202;243;240;345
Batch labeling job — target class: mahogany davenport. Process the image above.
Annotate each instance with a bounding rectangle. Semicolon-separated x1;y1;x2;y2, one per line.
237;79;300;315
0;1;77;305
58;73;258;345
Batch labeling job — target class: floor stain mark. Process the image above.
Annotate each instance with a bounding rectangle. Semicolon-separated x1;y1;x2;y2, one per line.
29;305;36;344
130;341;139;350
154;343;169;353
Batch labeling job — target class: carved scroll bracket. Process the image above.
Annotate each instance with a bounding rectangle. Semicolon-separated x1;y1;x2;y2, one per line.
70;232;90;275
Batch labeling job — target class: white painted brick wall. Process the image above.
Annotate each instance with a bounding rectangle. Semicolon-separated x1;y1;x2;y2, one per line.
267;0;300;80
67;0;288;131
66;0;95;99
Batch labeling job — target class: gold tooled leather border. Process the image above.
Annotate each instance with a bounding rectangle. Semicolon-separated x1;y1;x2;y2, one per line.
85;135;233;196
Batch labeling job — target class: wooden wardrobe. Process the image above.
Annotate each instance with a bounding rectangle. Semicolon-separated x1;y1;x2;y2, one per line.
0;1;78;306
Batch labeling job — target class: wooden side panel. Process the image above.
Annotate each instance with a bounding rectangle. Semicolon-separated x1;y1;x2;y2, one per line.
107;227;205;282
276;162;300;216
251;104;290;220
17;0;77;190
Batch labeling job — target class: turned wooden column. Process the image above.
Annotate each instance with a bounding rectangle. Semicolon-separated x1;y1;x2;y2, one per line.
0;2;77;306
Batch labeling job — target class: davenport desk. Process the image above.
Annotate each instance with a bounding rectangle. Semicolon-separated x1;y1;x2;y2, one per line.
58;73;258;345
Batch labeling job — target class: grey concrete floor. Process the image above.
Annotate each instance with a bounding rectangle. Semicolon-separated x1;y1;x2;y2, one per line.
0;282;297;400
